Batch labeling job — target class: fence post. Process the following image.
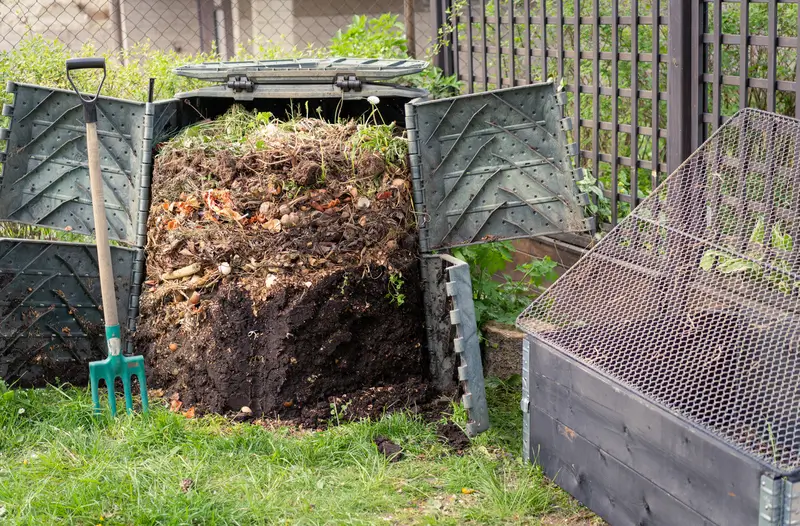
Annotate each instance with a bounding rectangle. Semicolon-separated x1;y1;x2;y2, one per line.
221;0;235;59
667;0;694;174
406;0;417;58
197;0;216;54
432;0;455;76
110;0;128;62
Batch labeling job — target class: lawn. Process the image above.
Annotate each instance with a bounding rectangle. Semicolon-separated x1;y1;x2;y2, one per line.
0;377;597;525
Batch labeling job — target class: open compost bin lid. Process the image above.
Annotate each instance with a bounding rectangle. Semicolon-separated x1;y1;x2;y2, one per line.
173;58;430;101
174;58;429;83
172;58;429;127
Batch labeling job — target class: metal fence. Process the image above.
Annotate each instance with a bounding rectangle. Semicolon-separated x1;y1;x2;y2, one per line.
436;0;800;228
0;0;438;58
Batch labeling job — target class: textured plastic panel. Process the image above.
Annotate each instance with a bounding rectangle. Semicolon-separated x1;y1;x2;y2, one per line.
521;338;531;461
174;58;428;83
786;479;800;526
0;239;136;386
406;82;591;251
518;109;800;475
441;254;489;436
0;83;179;244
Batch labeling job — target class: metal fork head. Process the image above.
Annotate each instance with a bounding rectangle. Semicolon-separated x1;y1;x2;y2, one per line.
89;354;149;415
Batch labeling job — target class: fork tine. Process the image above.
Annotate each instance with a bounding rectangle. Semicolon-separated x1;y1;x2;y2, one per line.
137;368;149;414
121;373;134;413
106;375;117;416
89;367;101;415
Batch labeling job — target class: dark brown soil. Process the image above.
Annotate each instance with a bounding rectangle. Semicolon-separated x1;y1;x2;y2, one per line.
318;378;434;426
137;259;429;423
437;422;470;451
482;321;523;380
374;436;403;462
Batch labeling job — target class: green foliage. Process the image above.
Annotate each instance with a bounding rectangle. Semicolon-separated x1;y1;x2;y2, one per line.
452;241;558;330
386;271;406;307
330;13;463;99
349;122;408;168
0;222;95;243
330;14;409;59
409;67;463;99
0;35;218;102
700;217;799;294
0;383;584;524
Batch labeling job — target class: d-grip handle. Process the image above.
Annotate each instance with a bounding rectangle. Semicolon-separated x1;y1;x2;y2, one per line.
66;57;106;71
65;57;106;123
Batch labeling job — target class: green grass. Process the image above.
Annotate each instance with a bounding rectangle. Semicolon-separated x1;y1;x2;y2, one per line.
0;378;586;525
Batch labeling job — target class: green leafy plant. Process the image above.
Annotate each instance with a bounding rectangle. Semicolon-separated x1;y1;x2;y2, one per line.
407;67;462;99
386;271;406;307
329;14;409;59
329;13;462;100
452;242;558;333
700;217;799;294
329;398;352;425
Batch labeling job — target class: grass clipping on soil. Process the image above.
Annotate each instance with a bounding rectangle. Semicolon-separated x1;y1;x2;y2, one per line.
143;105;416;316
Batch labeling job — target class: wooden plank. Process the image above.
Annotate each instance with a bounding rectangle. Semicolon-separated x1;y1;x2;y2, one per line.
527;337;772;526
530;405;716;526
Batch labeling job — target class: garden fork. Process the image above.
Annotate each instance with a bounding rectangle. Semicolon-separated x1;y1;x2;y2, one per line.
66;57;149;415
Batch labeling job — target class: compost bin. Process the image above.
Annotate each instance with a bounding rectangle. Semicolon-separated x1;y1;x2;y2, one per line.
517;108;800;526
0;58;591;430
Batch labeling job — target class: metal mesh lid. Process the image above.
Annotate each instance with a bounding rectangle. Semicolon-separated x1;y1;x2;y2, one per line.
518;109;800;473
174;58;429;84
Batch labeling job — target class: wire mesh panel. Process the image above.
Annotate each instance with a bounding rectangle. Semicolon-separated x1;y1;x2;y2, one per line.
518;108;800;474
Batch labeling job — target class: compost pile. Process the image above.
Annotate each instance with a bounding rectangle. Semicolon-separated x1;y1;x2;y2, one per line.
136;106;431;424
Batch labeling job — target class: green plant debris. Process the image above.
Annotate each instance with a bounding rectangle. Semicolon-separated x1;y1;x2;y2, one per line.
699;217;800;294
452;242;558;335
387;271;406;307
0;380;593;525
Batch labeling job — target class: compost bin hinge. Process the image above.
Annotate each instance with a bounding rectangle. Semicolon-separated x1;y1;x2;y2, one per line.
441;255;489;437
227;75;255;93
521;338;531;463
335;75;362;92
761;475;785;526
784;478;800;526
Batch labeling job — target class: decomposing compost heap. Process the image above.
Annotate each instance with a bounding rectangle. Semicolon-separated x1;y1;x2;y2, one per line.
136;105;433;425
